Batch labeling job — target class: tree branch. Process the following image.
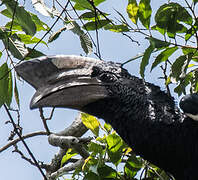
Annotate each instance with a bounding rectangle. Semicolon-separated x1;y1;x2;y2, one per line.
56;114;87;137
49;158;84;180
3;104;47;180
39;107;54;135
44;114;88;176
0;131;48;153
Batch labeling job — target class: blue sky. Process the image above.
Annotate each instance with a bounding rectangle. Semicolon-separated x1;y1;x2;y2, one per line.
0;0;180;179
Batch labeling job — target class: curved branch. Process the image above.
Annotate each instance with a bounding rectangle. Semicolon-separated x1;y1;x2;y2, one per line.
45;114;88;175
56;113;87;137
0;131;48;153
49;158;84;180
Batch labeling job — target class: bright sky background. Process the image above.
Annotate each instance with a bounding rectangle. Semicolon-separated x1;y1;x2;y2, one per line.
0;0;182;179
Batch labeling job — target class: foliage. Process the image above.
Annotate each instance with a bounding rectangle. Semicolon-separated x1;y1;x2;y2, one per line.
0;0;198;179
69;113;170;180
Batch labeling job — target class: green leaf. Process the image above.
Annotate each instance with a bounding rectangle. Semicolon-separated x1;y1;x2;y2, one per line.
147;37;170;49
83;172;99;180
0;63;12;108
61;149;78;167
17;34;47;46
151;25;166;35
151;46;178;71
92;0;106;6
0;27;9;39
124;154;143;178
106;132;124;165
2;0;36;36
0;63;8;107
185;27;195;41
80;11;109;21
5;21;22;32
0;9;12;18
0;51;2;58
104;24;129;32
7;68;13;107
83;20;110;31
64;18;93;55
2;10;48;32
138;0;152;29
80;33;93;55
174;72;192;96
185;22;198;41
88;142;104;155
72;0;106;10
103;123;112;134
127;0;139;24
98;165;117;178
80;12;97;21
182;47;198;56
140;45;155;78
171;55;188;81
126;154;143;169
182;47;198;62
190;71;198;93
106;133;123;152
25;48;45;59
3;33;28;60
14;78;20;108
81;113;100;136
155;3;192;37
193;0;198;5
30;13;49;31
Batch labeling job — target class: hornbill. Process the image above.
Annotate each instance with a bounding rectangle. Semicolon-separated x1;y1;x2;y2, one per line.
179;93;198;121
15;55;198;180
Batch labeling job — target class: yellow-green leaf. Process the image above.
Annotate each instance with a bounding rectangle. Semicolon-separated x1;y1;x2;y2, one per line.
61;148;77;167
103;123;112;134
188;64;195;68
81;113;99;136
127;0;139;24
138;0;152;29
165;76;171;86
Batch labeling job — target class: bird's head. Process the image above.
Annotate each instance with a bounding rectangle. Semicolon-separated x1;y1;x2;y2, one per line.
15;55;133;113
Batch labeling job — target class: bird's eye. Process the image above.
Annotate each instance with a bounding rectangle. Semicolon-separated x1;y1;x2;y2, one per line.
99;73;116;83
91;66;100;77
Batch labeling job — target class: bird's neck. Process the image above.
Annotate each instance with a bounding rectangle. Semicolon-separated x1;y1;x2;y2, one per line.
83;76;198;179
83;76;183;146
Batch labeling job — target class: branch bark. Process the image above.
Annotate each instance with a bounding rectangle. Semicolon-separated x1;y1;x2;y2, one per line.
49;158;84;180
44;114;88;177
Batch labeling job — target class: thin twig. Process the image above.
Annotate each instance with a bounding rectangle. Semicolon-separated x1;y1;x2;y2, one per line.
160;61;171;97
3;104;47;180
13;144;36;166
68;1;97;50
122;32;140;46
0;131;48;153
39;108;53;135
122;49;159;66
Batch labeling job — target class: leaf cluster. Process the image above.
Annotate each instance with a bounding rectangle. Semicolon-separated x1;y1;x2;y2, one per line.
60;113;170;180
126;0;198;96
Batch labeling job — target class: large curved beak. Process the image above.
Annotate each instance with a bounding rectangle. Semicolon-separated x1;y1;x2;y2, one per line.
15;55;108;110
